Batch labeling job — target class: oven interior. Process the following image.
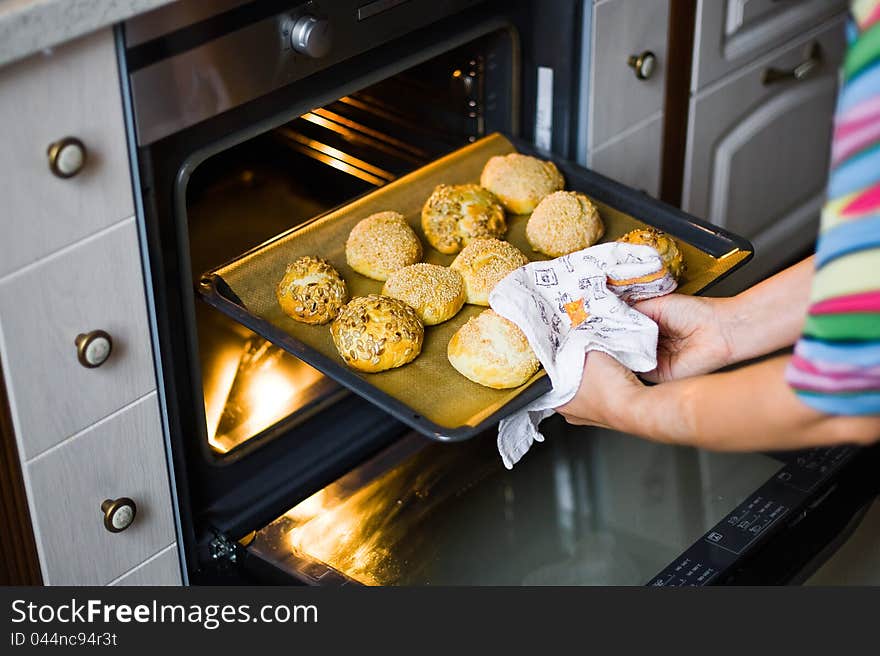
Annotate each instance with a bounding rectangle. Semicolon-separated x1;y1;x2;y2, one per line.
186;30;510;455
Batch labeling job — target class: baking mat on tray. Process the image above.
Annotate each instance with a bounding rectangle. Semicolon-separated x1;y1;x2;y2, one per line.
199;133;752;441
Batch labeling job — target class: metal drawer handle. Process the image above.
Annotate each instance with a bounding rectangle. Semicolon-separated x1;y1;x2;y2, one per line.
47;137;87;178
75;330;113;368
627;50;657;80
101;497;137;533
762;43;822;86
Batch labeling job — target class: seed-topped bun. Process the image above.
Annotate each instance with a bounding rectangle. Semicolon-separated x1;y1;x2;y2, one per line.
421;184;506;254
450;238;529;306
617;227;686;280
276;256;348;324
526;190;604;257
447;309;540;389
381;263;466;325
346;211;422;281
480;153;565;214
331;295;424;373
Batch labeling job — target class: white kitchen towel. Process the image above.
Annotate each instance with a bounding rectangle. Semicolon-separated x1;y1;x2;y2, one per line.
488;242;677;469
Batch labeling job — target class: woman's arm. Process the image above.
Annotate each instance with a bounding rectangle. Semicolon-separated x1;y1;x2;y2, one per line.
556;351;880;450
635;257;815;382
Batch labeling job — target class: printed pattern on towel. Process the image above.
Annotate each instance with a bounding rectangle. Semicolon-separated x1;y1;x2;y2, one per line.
786;0;880;415
490;242;676;469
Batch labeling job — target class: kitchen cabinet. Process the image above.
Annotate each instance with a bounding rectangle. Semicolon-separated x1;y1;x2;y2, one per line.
25;394;176;585
0;29;134;279
691;0;847;91
682;12;847;287
580;0;669;198
0;28;180;585
0;218;157;459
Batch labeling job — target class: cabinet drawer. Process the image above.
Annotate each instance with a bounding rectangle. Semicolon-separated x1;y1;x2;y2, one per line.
588;0;669;149
110;544;182;586
682;18;845;244
25;393;175;586
0;29;134;278
692;0;846;91
0;218;156;459
588;115;663;199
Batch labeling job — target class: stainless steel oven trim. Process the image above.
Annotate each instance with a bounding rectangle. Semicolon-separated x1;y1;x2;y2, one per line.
128;0;487;145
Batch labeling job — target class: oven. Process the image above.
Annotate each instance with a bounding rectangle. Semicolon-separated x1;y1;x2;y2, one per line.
120;0;879;586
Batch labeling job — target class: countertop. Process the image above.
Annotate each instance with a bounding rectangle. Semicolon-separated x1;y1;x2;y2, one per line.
0;0;175;67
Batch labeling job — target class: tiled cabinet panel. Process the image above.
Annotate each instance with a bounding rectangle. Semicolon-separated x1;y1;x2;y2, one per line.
0;29;134;278
0;218;157;459
25;393;175;585
110;544;182;586
588;115;664;199
588;0;670;149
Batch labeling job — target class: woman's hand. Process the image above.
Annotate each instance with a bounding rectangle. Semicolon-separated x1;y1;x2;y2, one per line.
555;351;647;429
634;294;734;383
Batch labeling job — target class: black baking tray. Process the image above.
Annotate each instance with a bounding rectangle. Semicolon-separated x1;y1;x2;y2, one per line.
198;133;752;441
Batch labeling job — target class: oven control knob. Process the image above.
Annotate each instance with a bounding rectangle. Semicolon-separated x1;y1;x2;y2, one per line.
101;498;137;533
289;15;332;58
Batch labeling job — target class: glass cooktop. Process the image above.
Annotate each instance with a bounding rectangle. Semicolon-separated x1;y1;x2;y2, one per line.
249;415;783;585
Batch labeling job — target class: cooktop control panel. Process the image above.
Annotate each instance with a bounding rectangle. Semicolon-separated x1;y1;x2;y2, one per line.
648;445;856;586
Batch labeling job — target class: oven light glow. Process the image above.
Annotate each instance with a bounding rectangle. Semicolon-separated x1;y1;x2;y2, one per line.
205;349;244;453
246;370;297;433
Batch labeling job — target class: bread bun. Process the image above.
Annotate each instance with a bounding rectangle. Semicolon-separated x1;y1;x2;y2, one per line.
617;228;686;280
331;295;424;372
346;211;422;281
381;263;466;325
450;238;529;306
447;309;539;388
421;184;506;254
526;190;604;257
480;153;564;214
276;256;348;324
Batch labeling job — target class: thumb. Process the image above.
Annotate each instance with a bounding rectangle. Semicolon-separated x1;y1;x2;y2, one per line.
633;296;664;321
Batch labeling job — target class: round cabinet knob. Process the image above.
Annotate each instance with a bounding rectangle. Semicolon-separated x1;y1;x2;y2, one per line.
101;498;137;533
47;137;87;178
290;15;332;58
627;51;657;80
75;330;113;368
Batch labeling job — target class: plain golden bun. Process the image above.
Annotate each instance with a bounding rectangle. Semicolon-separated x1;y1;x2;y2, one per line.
381;263;466;325
450;238;529;306
276;256;348;324
421;184;506;254
480;153;564;214
617;227;686;280
526;190;604;257
345;211;422;281
331;295;424;372
447;309;540;388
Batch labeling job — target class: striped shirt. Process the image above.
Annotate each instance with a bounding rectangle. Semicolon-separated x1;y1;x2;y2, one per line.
786;0;880;415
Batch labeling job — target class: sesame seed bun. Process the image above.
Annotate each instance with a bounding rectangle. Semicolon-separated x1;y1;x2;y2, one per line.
450;238;529;306
480;153;564;214
526;191;604;257
345;211;422;281
381;263;466;326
